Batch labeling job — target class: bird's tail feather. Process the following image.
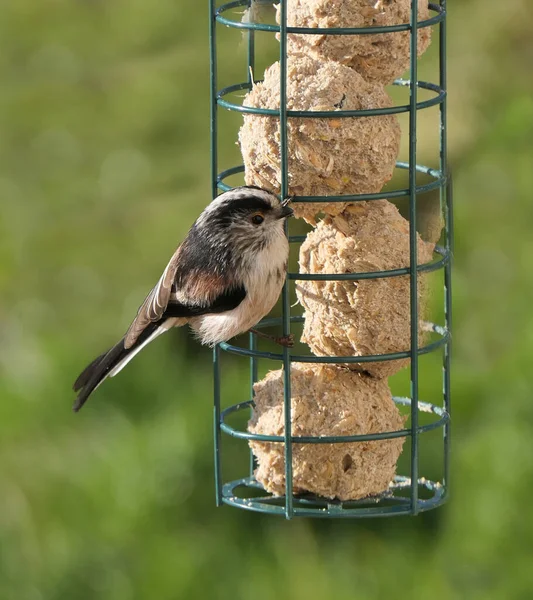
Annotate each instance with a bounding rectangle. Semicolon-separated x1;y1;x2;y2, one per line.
72;321;164;412
73;350;109;393
108;325;167;378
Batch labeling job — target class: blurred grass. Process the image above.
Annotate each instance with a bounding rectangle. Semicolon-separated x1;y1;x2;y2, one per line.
1;0;533;599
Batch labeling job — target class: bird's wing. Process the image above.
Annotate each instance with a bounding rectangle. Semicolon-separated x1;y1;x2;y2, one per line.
124;246;182;348
124;245;246;349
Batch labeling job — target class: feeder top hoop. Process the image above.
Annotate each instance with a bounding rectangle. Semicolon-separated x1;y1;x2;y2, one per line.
216;0;445;35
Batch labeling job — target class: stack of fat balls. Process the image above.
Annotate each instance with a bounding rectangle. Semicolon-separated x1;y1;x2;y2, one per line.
239;0;434;501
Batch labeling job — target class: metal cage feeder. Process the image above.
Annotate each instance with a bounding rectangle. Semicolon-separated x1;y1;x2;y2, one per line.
209;0;452;518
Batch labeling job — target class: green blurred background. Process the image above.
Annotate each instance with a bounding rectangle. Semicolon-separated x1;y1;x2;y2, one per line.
2;0;533;598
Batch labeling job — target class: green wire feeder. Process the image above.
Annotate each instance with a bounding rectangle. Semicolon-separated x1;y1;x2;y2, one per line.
209;0;452;519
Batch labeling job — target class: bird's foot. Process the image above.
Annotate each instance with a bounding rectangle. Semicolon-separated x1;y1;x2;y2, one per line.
273;334;294;348
249;329;294;348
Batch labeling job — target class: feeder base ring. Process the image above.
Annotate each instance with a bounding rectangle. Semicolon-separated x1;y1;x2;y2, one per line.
222;475;446;518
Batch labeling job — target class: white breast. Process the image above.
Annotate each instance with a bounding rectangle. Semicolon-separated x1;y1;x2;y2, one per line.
189;228;289;346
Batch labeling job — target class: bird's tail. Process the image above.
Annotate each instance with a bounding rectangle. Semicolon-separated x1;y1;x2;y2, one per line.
72;321;166;412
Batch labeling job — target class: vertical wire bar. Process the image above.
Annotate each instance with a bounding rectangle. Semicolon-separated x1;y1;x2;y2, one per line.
247;1;258;479
249;332;258;477
247;1;256;87
209;0;222;507
439;0;452;495
213;345;223;506
443;176;453;493
408;0;420;515
279;0;293;519
209;0;218;199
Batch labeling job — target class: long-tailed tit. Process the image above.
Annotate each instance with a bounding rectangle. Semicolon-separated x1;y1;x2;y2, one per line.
73;186;293;412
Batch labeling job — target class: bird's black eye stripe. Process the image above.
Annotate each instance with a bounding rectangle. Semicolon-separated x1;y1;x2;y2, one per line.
251;214;264;225
228;197;272;213
212;196;273;226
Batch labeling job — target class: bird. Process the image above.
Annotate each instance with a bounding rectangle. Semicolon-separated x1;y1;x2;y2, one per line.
72;186;294;412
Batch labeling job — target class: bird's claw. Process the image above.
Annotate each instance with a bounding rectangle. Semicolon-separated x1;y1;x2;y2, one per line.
274;334;294;348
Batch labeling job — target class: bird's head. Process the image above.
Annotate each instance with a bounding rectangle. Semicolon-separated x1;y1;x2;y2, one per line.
197;186;293;254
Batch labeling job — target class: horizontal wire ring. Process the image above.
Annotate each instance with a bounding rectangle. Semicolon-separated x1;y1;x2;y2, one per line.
219;319;449;362
217;80;445;118
220;396;449;443
289;245;448;281
217;163;446;203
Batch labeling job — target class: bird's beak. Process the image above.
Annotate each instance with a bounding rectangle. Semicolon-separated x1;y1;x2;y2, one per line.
279;197;294;219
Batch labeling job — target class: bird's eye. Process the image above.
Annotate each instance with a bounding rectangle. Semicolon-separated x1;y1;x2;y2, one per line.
251;214;264;225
